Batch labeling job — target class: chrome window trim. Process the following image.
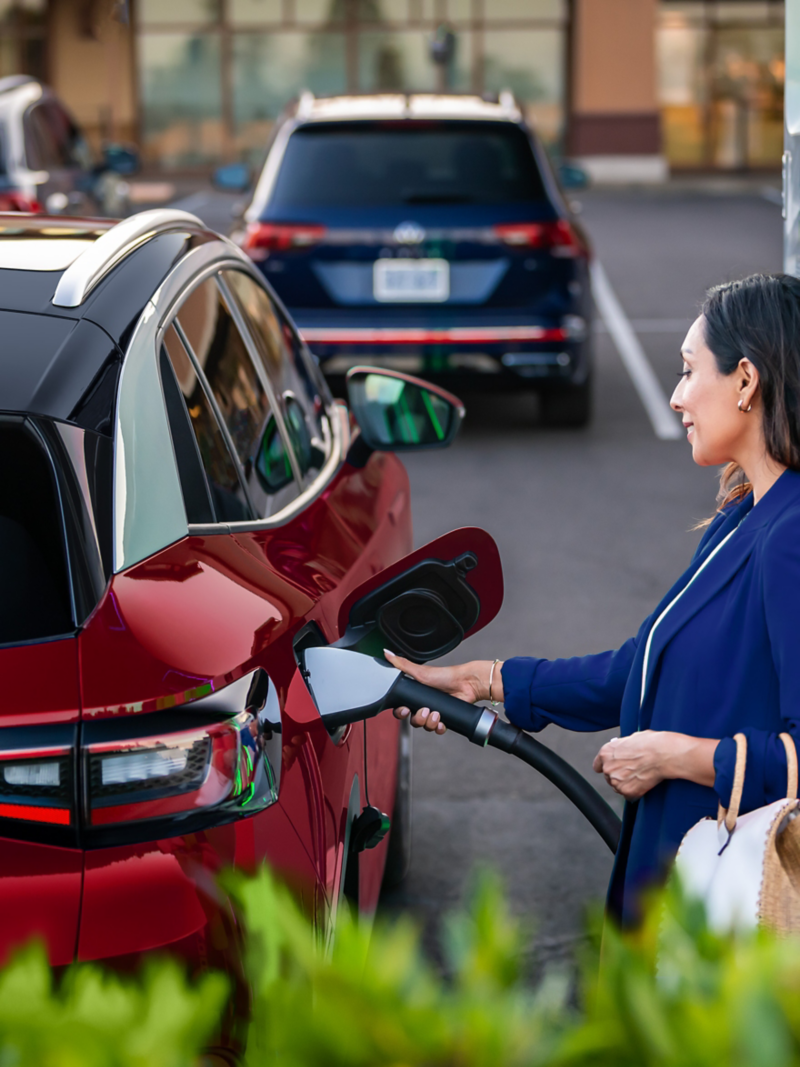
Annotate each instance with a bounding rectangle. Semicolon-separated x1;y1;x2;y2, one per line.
136;241;348;540
53;209;209;308
215;270;304;489
171;315;258;518
188;401;348;536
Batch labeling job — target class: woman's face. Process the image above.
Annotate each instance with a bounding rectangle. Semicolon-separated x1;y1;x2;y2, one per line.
670;316;750;467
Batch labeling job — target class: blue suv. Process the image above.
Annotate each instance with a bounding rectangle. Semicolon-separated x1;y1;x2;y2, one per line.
233;92;593;426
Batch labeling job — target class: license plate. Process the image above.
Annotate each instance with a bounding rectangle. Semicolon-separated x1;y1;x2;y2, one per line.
373;259;450;302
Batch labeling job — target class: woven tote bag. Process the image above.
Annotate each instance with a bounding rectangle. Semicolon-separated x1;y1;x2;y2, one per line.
673;733;800;934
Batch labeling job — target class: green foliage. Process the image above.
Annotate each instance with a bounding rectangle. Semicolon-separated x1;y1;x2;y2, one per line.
0;943;227;1067
8;869;800;1065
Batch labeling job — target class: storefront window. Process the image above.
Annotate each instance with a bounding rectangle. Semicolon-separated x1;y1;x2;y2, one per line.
0;0;47;82
137;0;567;169
139;33;223;167
233;31;347;157
658;1;784;170
483;29;564;145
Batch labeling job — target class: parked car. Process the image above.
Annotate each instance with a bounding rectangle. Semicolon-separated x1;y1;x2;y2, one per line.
0;75;136;217
225;92;593;427
0;208;499;1061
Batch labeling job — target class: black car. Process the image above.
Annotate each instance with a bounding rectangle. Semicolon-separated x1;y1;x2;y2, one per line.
226;92;593;426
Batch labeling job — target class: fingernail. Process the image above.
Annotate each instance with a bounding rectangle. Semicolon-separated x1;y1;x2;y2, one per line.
399;708;409;717
420;707;429;719
384;649;396;658
431;712;440;723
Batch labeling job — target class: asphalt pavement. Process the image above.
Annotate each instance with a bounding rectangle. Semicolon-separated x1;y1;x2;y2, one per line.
181;181;783;973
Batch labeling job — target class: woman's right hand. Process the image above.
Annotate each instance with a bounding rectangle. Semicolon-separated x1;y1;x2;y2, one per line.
384;651;503;736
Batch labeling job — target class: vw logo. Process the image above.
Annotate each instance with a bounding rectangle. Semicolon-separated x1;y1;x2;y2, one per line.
393;221;426;245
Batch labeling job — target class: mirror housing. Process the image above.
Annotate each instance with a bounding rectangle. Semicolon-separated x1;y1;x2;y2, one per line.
102;143;140;175
213;162;252;192
346;367;464;453
557;161;589;190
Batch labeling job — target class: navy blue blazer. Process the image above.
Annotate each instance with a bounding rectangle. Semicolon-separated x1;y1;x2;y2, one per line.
502;468;800;925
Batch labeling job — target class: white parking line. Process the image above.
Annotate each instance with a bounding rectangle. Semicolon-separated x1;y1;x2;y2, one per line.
168;191;211;213
760;186;783;207
591;261;683;441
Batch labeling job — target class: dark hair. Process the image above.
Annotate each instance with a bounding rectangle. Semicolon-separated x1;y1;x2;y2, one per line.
702;273;800;511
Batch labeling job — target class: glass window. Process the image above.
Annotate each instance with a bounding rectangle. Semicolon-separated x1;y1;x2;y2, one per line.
138;32;223;168
295;0;342;22
229;0;283;24
138;0;220;25
268;120;546;209
232;31;347;159
482;29;564;147
163;322;253;523
482;0;565;18
358;29;472;92
221;270;331;486
176;278;300;517
0;0;47;82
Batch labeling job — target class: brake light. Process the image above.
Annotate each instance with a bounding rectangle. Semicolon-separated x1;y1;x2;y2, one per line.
0;193;44;213
494;220;588;259
84;712;275;832
0;748;73;826
241;221;326;260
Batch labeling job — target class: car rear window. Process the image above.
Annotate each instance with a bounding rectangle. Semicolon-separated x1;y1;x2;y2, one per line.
268;120;547;209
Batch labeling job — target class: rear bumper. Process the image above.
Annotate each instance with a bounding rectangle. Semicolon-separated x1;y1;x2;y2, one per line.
293;311;591;386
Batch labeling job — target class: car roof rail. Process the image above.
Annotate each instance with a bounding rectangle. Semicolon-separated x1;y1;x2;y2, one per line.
52;208;208;308
297;89;315;118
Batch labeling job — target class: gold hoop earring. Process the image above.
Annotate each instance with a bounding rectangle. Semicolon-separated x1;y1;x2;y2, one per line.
738;399;752;413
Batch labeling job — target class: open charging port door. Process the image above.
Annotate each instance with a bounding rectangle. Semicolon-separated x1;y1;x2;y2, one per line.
334;526;503;663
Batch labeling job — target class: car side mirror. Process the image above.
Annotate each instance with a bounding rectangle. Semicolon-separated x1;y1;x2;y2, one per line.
557;161;589;190
213;162;252;193
102;143;140;175
346;367;464;452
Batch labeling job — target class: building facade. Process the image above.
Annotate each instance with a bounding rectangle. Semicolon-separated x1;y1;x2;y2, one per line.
0;0;785;175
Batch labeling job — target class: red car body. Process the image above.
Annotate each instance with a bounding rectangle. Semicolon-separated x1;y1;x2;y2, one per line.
0;209;440;1009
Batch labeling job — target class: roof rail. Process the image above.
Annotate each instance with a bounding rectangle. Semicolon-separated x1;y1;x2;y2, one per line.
297;90;315;118
52;208;208;308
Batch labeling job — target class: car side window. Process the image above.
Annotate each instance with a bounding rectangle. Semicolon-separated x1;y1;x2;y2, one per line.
44;103;91;170
162;324;253;523
24;106;58;170
174;277;300;518
221;270;331;487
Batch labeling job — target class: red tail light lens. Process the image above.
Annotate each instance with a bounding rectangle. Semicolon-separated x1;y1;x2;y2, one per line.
0;747;73;827
494;220;589;259
84;713;273;832
241;221;326;260
0;193;44;213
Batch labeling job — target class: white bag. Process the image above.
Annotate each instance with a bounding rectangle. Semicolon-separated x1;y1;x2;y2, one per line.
673;732;800;934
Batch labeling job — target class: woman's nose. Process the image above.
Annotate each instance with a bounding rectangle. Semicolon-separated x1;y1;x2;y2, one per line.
670;383;683;412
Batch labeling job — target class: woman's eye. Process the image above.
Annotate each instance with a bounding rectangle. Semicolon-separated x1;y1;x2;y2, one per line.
677;369;691;378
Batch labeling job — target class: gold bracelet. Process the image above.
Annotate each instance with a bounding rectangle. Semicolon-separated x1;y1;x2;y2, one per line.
489;659;500;706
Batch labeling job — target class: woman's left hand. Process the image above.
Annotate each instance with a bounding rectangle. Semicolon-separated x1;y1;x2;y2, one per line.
592;730;672;800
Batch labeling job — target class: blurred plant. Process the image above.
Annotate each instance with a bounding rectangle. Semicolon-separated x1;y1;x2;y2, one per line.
8;867;800;1066
0;944;227;1067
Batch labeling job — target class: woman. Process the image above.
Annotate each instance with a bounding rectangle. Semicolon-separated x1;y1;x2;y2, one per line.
387;273;800;925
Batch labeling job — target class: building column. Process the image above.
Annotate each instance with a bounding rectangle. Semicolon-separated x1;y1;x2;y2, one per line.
49;0;137;151
568;0;667;183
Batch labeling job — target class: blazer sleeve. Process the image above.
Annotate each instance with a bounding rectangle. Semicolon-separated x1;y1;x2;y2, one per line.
501;623;647;733
714;509;800;811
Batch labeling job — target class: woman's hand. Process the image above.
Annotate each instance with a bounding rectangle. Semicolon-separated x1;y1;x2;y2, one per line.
385;652;502;736
593;730;718;800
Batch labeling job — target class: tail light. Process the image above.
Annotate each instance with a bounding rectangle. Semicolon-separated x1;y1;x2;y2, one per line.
0;739;74;828
0;671;282;847
494;220;589;259
241;221;326;261
0;193;44;213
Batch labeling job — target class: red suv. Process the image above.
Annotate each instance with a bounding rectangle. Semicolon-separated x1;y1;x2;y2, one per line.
0;208;487;1058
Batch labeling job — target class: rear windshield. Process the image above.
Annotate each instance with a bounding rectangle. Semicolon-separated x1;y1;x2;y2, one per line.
268;120;546;210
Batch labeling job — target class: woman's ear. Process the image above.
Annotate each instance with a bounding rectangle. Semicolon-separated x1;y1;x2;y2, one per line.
738;358;760;410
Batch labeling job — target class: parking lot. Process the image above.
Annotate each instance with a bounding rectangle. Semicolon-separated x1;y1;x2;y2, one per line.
182;180;783;970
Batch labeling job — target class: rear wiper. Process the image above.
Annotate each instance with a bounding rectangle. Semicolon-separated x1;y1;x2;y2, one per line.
402;194;473;204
